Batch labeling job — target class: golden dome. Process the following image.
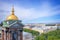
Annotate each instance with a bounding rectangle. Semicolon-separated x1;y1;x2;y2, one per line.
6;6;18;20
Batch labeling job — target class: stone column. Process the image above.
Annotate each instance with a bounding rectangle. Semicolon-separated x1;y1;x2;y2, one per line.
18;31;20;40
2;30;4;40
19;30;23;40
7;32;9;40
8;29;11;40
9;31;12;40
16;31;18;40
7;30;9;40
6;28;9;40
5;30;7;40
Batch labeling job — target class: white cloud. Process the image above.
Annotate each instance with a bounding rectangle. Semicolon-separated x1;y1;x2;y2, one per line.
0;1;60;23
41;19;60;23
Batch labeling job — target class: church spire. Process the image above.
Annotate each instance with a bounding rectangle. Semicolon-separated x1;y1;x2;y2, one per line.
11;6;14;15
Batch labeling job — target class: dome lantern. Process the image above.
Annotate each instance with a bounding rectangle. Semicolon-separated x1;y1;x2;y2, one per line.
6;6;18;20
11;6;14;15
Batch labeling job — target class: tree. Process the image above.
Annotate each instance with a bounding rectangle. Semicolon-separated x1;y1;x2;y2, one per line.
23;28;40;36
35;30;60;40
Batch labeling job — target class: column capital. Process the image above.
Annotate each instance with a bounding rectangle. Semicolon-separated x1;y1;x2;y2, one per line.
19;30;23;32
2;30;4;31
9;31;12;33
6;27;9;30
5;30;8;33
2;30;4;40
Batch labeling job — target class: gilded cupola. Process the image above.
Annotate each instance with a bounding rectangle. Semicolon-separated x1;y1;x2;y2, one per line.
6;6;18;20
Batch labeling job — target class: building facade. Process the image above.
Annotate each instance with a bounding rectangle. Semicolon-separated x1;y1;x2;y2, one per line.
0;6;24;40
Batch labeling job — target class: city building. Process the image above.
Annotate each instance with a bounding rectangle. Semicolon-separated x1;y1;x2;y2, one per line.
0;6;24;40
24;23;60;34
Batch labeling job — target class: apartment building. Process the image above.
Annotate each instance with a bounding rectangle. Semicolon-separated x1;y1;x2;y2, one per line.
23;23;60;34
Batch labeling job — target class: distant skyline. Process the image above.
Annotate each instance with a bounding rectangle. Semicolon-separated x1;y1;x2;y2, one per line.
0;0;60;24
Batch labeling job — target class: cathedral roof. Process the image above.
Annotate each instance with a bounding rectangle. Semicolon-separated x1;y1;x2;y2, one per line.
6;6;18;20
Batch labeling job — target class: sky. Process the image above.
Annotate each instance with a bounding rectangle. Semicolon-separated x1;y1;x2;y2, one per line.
0;0;60;24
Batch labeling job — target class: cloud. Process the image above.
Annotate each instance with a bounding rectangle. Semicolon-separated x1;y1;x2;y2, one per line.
41;19;60;23
15;5;60;20
0;1;60;23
